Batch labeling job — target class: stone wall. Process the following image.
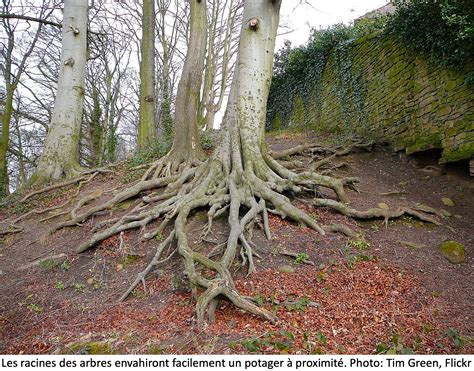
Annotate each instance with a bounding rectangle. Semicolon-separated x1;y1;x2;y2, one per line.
293;33;474;163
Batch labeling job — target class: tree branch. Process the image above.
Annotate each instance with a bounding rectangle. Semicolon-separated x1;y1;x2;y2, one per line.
0;13;62;28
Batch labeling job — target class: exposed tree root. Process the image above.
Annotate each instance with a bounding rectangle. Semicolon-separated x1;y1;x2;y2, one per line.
310;198;442;226
44;133;367;326
20;168;112;203
29;129;444;327
141;154;203;181
310;142;374;171
9;133;443;327
270;143;333;160
0;225;23;235
16;253;66;271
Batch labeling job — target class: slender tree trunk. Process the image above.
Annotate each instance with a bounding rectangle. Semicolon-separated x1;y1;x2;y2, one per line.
0;87;13;197
204;103;216;130
137;0;157;149
1;1;47;195
165;0;207;168
159;43;173;144
89;85;103;167
31;0;88;184
14;117;27;186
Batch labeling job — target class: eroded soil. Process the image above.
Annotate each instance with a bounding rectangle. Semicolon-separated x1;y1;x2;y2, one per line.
0;132;472;354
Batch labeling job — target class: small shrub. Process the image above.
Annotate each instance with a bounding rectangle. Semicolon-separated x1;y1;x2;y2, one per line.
55;281;66;290
28;303;43;313
39;259;61;271
348;236;370;250
294;252;310;265
73;283;86;293
128;140;170;168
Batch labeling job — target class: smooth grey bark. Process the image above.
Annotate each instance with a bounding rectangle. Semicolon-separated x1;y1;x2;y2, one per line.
31;0;88;184
137;0;157;148
165;0;207;167
63;0;357;325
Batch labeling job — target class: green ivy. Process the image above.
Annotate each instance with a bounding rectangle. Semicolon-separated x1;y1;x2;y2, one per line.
387;0;474;77
266;19;387;132
267;1;473;132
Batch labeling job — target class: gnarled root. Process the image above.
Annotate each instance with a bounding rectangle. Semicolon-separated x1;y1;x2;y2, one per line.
54;139;358;326
310;198;442;226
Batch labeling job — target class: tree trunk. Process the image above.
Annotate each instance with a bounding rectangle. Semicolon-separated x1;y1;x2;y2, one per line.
0;87;13;197
30;0;88;184
137;0;157;149
166;0;207;167
68;0;356;325
159;43;173;145
89;85;103;167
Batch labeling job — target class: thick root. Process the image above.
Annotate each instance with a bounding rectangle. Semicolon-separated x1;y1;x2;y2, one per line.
311;198;442;226
40;139;427;326
66;152;345;326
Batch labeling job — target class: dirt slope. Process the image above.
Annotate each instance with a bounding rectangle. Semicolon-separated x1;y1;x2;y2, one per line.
0;132;472;354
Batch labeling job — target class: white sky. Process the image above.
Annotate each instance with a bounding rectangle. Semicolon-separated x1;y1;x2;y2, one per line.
277;0;389;48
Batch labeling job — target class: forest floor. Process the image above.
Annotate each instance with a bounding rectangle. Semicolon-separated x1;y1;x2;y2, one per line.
0;131;472;355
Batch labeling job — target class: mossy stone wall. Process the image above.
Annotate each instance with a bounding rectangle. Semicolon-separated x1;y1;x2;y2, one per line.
301;33;474;163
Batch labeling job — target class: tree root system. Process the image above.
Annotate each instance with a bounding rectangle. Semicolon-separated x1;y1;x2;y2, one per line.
5;139;442;326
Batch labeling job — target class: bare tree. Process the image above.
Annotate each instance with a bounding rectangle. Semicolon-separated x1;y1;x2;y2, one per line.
83;6;134;166
31;0;88;184
143;0;207;175
199;0;242;130
155;0;185;144
137;0;157;148
0;0;55;196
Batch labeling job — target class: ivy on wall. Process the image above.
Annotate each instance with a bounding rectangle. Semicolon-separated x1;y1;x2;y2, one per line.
267;0;474;131
267;19;387;131
387;0;474;78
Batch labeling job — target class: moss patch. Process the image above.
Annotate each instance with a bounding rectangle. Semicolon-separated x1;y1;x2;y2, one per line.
439;241;465;264
69;341;114;355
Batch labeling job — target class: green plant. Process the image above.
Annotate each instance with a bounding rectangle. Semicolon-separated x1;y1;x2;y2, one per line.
315;330;327;346
128;140;170;168
131;288;146;299
239;330;295;353
241;338;264;353
55;281;66;290
294;252;309;265
200;131;215;150
252;294;266;306
316;271;327;283
387;0;474;81
348;236;370;250
375;333;415;355
93;281;105;290
60;260;71;271
39;259;61;271
284;296;310;312
267;18;387;132
28;303;43;313
73;283;86;292
446;328;466;349
341;245;374;268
